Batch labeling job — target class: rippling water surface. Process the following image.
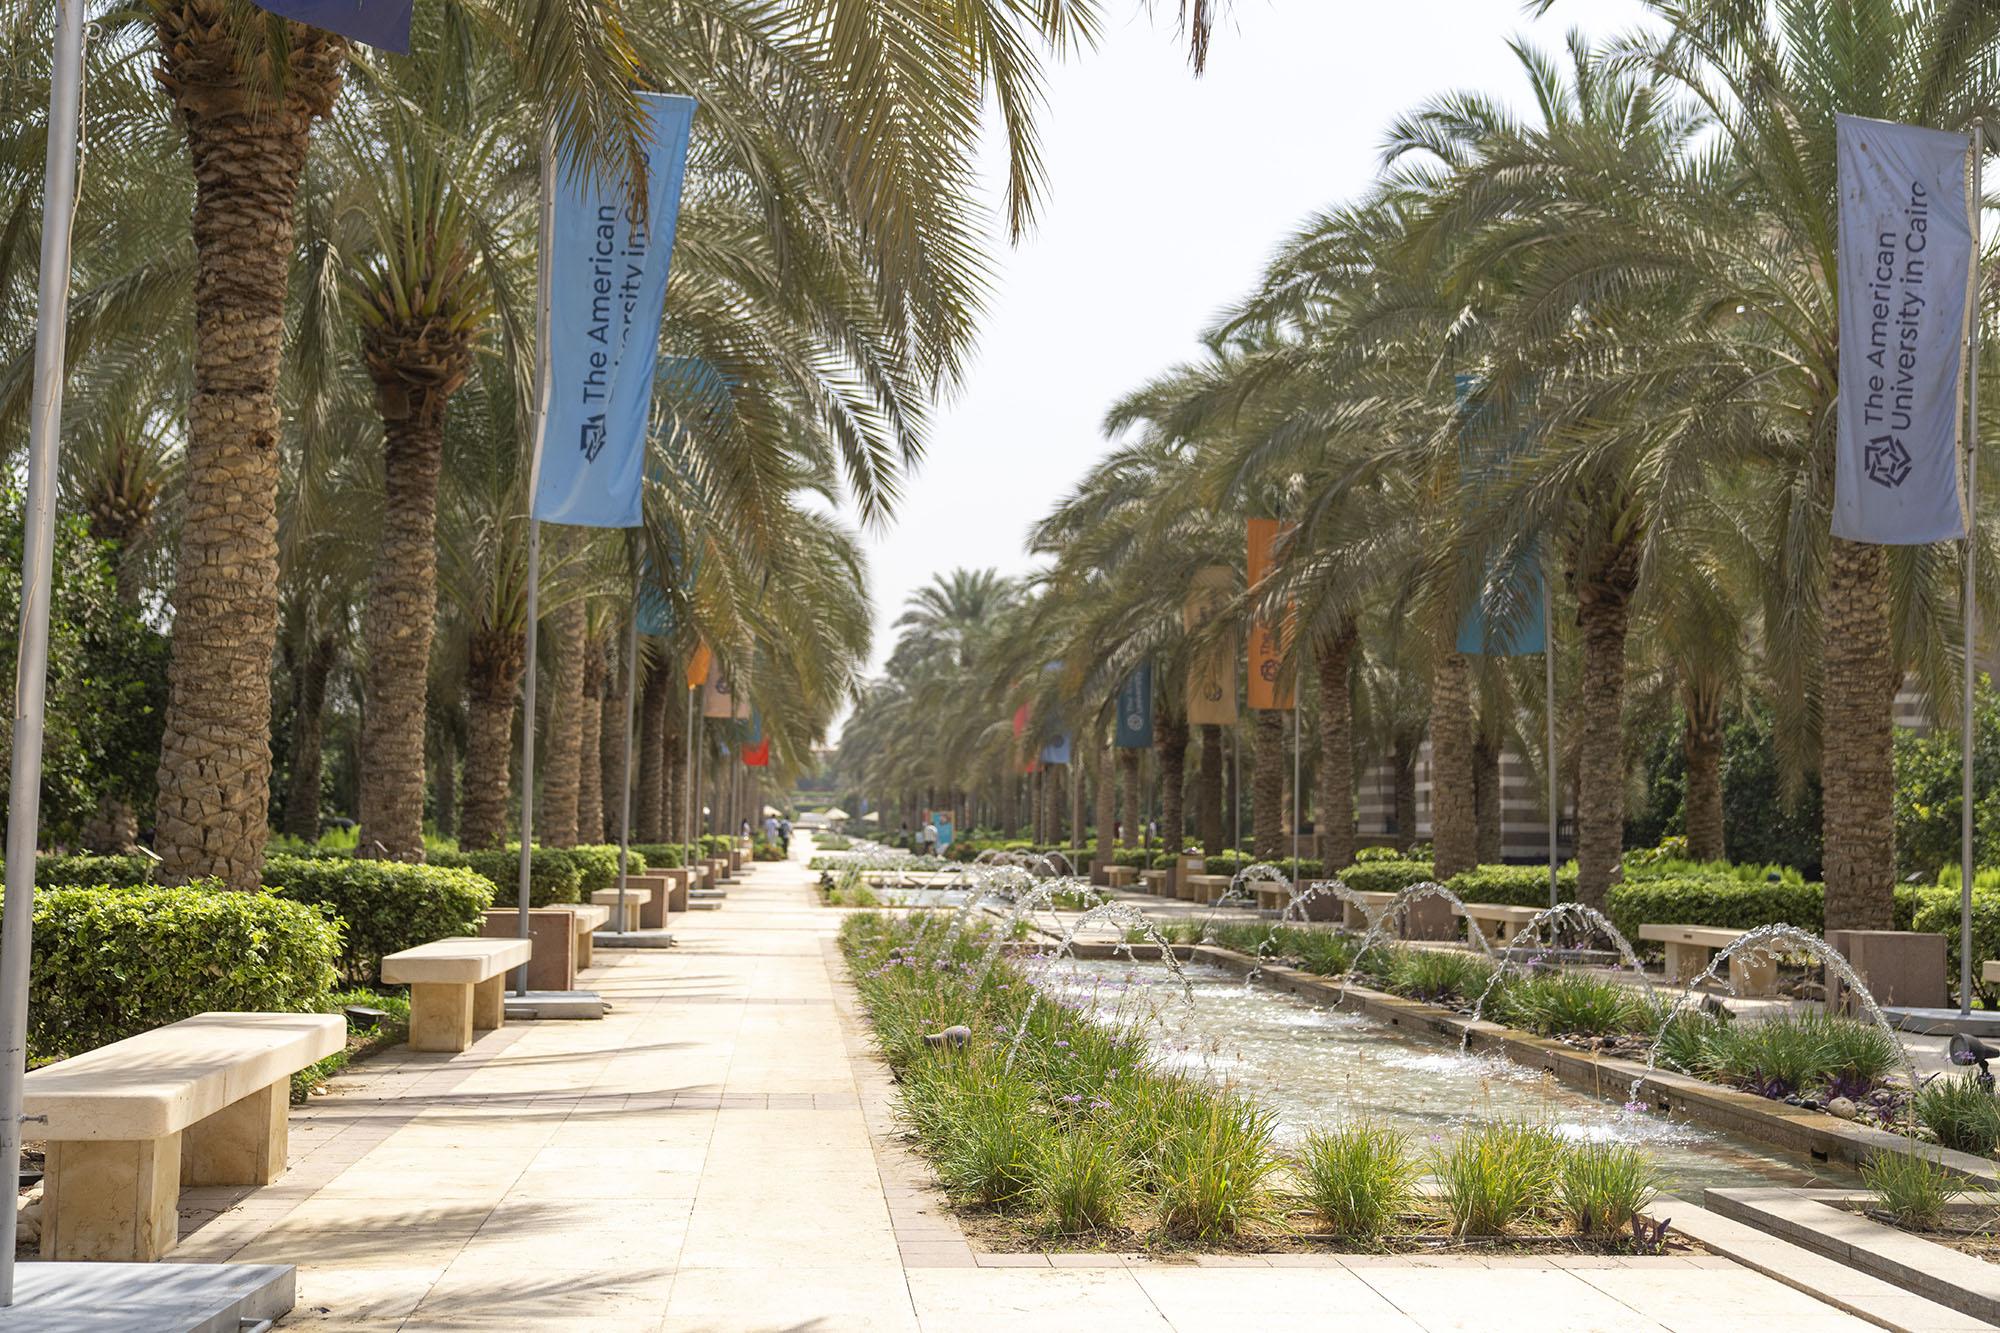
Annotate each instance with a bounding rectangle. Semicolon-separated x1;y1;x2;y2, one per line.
1030;956;1853;1193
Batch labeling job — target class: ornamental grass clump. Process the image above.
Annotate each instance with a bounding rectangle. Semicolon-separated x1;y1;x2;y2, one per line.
1152;1088;1282;1241
1385;948;1493;1005
1494;972;1655;1039
1032;1123;1131;1234
1863;1146;1966;1230
1558;1143;1664;1237
1431;1121;1567;1237
1914;1074;2000;1156
1702;1013;1900;1100
1296;1122;1419;1240
932;1065;1046;1209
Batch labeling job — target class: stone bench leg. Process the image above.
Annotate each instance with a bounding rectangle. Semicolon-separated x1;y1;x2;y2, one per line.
473;974;506;1032
1662;941;1712;985
575;923;594;970
410;981;475;1053
1729;948;1778;997
639;885;667;930
43;1132;181;1261
183;1080;289;1186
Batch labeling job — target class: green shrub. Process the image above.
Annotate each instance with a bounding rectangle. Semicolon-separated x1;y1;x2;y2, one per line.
1446;864;1577;908
1152;1088;1281;1240
566;845;643;892
33;853;155;888
1909;885;2000;1006
1431;1121;1566;1237
932;1068;1045;1209
1032;1123;1129;1233
1296;1122;1419;1240
1915;1074;2000;1156
27;884;339;1061
1353;846;1408;863
1385;948;1494;1006
627;843;685;869
1702;1013;1901;1099
1336;861;1436;894
1863;1146;1965;1230
431;846;583;906
1559;1143;1663;1237
1605;876;1826;946
263;855;493;983
1494;972;1655;1038
1653;1009;1726;1076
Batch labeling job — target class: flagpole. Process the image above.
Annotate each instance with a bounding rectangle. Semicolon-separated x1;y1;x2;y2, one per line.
615;598;639;939
513;129;556;995
1290;703;1301;886
0;0;84;1303
1962;120;1985;1018
1545;575;1558;909
683;679;695;853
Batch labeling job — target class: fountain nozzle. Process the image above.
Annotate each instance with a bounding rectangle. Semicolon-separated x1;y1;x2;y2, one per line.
1949;1032;1998;1091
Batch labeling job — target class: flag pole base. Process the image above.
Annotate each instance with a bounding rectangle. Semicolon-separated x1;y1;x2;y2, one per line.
0;1260;293;1331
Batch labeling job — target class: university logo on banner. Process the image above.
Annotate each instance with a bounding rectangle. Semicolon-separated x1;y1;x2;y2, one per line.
1246;518;1296;709
534;93;698;529
702;660;749;720
1184;566;1238;727
1115;662;1153;748
1453;373;1547;656
252;0;411;52
1835;114;1975;544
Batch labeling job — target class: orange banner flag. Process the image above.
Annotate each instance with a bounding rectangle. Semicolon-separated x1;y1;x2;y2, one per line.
1247;518;1296;710
685;641;713;691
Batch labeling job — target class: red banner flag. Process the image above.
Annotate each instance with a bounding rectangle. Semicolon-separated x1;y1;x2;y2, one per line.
742;739;770;767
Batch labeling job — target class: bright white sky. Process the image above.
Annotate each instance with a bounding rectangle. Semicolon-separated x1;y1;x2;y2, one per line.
837;0;1656;732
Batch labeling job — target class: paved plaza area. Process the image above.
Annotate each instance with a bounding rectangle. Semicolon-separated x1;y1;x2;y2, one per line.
161;851;1893;1330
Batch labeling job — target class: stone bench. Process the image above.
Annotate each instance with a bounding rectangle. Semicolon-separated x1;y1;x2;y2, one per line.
382;936;534;1052
1102;864;1138;889
568;903;610;969
622;871;677;928
654;866;691;913
1340;890;1454;940
591;884;653;932
1139;868;1170;897
479;907;576;991
1184;873;1233;905
1455;902;1543;948
1637;923;1776;995
1341;890;1394;930
28;1011;344;1261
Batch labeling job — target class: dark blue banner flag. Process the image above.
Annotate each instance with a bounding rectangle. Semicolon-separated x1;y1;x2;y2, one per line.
1115;662;1153;748
1039;661;1071;764
253;0;411;52
534;93;697;528
1454;373;1546;656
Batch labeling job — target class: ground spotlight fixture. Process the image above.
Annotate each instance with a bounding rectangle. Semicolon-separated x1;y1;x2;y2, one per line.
1949;1032;1998;1091
343;1004;388;1032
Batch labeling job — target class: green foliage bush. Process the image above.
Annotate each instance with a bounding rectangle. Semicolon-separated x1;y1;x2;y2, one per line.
1335;860;1436;894
565;845;644;892
627;843;694;869
1494;972;1655;1038
1604;876;1826;945
27;884;339;1061
263;855;493;982
34;853;154;888
1914;1073;2000;1156
431;846;583;905
1446;865;1577;907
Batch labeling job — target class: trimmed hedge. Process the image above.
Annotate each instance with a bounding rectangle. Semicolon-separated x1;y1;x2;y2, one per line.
262;855;493;983
26;883;339;1061
1445;865;1578;908
1909;887;2000;1004
627;843;694;869
431;847;583;906
1333;860;1437;894
566;845;645;893
35;853;155;887
1603;877;1827;945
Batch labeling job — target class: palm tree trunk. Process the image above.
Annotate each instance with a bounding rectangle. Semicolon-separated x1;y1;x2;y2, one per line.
1159;710;1189;853
667;710;688;841
1682;677;1725;862
432;725;456;843
600;654;627;843
1197;723;1224;853
1315;620;1356;871
657;702;680;840
1430;652;1477;880
1252;709;1285;860
1473;734;1503;864
538;600;585;847
460;628;524;850
635;663;668;842
1392;737;1417;850
282;632;334;843
1823;537;1898;930
150;10;346;889
1119;747;1141;847
576;638;606;846
1574;544;1638;910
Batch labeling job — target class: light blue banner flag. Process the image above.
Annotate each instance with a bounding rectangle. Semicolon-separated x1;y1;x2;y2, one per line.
534;93;697;528
1454;373;1546;655
1115;662;1153;748
635;570;672;637
1835;114;1974;543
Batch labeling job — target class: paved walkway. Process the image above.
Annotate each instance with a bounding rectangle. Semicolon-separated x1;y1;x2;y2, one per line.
167;848;1886;1331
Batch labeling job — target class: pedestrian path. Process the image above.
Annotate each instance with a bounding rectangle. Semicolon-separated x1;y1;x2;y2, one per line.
167;849;1885;1331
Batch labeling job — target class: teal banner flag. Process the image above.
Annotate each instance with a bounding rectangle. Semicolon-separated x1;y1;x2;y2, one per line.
1115;662;1153;747
534;93;697;528
1455;373;1546;655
